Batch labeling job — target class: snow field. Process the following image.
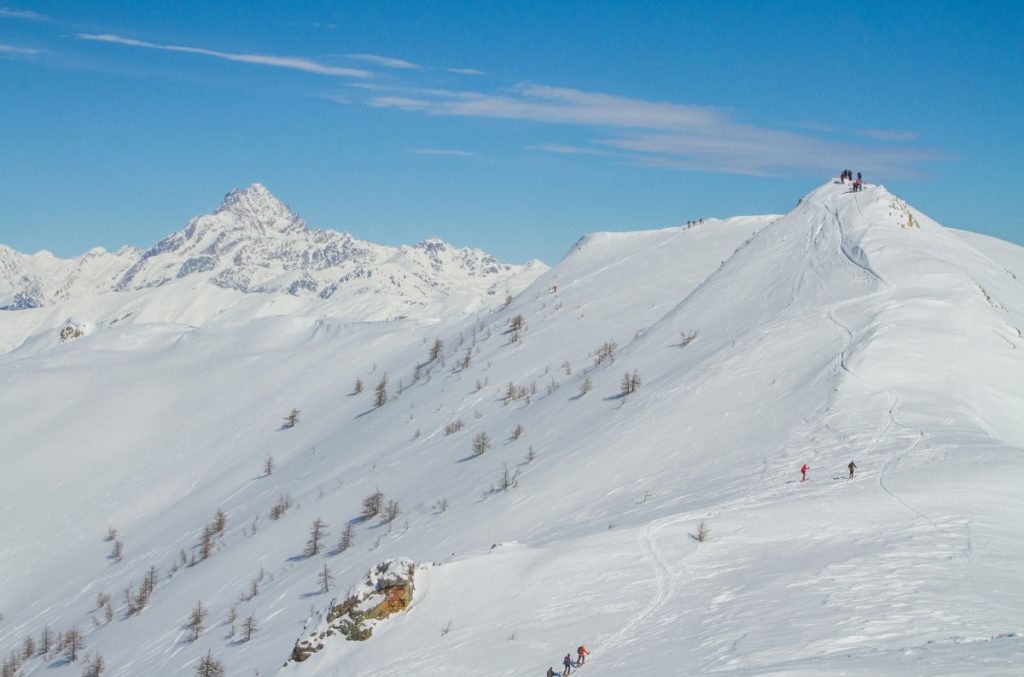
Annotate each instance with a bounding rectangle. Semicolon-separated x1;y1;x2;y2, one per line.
1;180;1022;675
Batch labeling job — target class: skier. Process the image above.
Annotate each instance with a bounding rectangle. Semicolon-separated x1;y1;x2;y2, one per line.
547;668;557;677
577;645;590;665
801;464;809;482
564;653;573;674
848;460;857;480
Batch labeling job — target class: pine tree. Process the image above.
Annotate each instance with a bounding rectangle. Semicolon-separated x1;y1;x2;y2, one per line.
38;625;54;656
620;369;641;396
262;454;275;477
137;565;158;609
199;525;214;561
242;616;257;642
83;653;106;677
284;408;300;428
269;493;293;520
188;602;207;641
110;539;124;562
194;650;224;677
429;337;444;362
374;376;388;408
304;518;328;557
63;626;84;662
472;432;491;456
318;564;335;593
21;635;34;661
384;500;400;530
227;607;237;639
338;523;354;552
212;510;227;537
361;489;384;520
353;377;364;394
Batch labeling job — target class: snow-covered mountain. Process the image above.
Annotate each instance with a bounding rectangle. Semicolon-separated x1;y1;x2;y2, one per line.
0;184;546;351
1;180;1022;677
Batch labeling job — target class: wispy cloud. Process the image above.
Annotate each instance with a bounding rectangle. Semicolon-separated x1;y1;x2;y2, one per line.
797;120;838;133
408;148;476;157
527;143;619;157
0;42;41;56
448;67;485;76
367;83;939;177
0;7;49;20
77;33;373;78
371;83;722;129
346;53;421;70
856;128;918;142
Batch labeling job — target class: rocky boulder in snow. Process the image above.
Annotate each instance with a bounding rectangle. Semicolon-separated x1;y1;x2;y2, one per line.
288;558;416;664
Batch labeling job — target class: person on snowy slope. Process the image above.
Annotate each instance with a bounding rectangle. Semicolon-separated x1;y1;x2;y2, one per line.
547;668;557;677
848;460;857;480
801;464;809;482
577;645;589;665
564;653;573;674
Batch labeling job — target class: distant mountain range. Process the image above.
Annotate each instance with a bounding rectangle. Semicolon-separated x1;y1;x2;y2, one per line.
0;184;546;349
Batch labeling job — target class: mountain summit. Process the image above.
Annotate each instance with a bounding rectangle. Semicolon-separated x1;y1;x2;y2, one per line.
210;182;307;236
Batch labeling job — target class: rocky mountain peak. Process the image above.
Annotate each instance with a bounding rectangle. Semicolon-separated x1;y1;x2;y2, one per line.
213;183;306;235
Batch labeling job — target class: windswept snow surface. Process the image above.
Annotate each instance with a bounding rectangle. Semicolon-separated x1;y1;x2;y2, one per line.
1;181;1023;676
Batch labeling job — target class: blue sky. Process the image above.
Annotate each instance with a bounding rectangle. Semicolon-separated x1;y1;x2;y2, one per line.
1;1;1021;264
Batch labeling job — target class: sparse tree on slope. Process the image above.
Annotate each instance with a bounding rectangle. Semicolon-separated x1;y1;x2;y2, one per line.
338;523;354;552
195;650;224;677
429;337;444;362
361;490;383;520
63;626;84;662
188;602;207;641
472;432;491;456
242;615;257;642
318;564;335;593
305;518;328;557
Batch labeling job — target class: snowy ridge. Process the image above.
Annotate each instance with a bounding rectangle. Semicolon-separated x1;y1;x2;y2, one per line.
1;180;1022;676
0;184;546;351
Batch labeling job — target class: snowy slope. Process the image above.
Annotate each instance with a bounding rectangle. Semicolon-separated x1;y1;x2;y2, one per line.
1;180;1022;677
0;184;546;352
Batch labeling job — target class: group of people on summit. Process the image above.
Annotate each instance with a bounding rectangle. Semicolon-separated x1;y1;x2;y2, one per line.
546;646;589;675
840;169;865;192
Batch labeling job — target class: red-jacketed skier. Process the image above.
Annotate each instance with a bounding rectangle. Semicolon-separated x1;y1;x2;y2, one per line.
577;645;589;665
801;464;809;482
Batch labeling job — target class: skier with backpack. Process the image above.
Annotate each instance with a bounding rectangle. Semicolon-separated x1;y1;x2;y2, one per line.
848;460;857;480
801;464;809;482
547;668;557;677
564;653;574;674
577;645;589;665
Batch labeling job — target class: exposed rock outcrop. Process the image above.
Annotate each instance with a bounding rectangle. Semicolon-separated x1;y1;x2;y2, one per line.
287;557;417;666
